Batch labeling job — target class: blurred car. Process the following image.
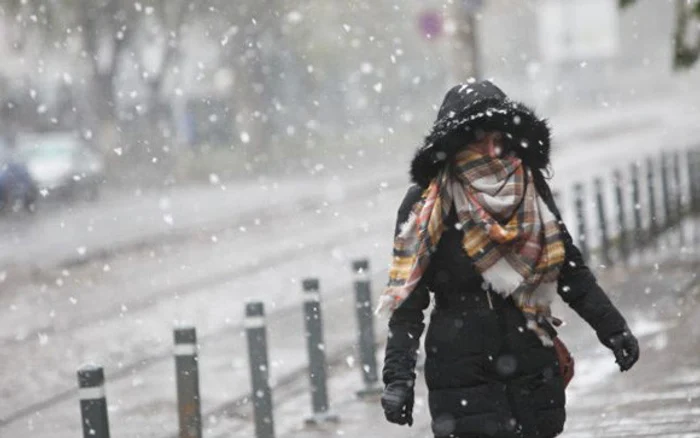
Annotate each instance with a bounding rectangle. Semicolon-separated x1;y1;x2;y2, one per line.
17;132;104;202
0;141;37;213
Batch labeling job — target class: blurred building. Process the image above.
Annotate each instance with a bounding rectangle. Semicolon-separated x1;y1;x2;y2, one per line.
0;0;697;180
479;0;695;110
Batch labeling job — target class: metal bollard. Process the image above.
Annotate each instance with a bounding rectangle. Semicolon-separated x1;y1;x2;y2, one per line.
174;327;202;438
673;150;683;224
661;152;672;230
689;149;700;244
573;183;590;263
302;279;339;425
352;259;383;398
693;149;700;211
245;302;275;438
688;149;699;214
594;178;612;267
693;149;700;213
647;157;659;240
691;150;700;213
672;150;685;246
631;162;644;247
77;365;110;438
613;171;629;263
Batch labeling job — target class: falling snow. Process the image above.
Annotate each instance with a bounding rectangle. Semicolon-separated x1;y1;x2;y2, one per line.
0;1;698;437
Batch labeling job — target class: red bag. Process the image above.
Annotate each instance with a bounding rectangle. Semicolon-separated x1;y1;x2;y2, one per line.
553;337;574;388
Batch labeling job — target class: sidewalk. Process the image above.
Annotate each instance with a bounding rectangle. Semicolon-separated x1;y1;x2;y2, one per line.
209;226;700;438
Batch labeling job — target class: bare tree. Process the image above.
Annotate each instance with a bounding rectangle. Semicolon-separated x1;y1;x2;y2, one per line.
76;0;191;139
215;0;287;166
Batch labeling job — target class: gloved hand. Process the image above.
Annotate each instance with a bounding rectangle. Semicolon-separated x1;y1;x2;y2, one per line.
605;329;640;372
381;380;414;426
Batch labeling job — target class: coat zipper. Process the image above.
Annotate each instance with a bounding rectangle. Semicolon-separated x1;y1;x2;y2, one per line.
494;295;523;436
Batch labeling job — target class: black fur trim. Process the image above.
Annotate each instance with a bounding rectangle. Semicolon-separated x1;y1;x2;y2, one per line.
410;96;551;187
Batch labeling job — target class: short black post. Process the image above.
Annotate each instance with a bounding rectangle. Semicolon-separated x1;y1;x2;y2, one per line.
613;171;629;263
673;150;683;224
352;259;382;398
647;157;659;240
77;365;110;438
174;327;202;438
689;149;699;214
245;301;275;438
573;183;590;263
692;150;700;213
693;149;700;213
672;150;685;246
594;178;612;267
302;279;339;425
661;152;672;230
631;162;644;247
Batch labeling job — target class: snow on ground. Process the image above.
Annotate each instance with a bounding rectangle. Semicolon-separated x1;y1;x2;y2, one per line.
1;94;699;436
203;242;700;438
563;273;700;438
0;183;403;436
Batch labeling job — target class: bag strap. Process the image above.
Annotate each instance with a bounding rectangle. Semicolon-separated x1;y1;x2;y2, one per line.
531;168;563;221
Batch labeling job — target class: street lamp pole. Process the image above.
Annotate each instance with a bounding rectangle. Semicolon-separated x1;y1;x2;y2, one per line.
455;0;483;80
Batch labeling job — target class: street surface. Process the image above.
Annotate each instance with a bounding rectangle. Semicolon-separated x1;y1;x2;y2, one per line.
1;94;699;437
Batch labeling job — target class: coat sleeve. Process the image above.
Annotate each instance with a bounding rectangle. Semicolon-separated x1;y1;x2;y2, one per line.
556;222;629;346
533;171;629;346
382;185;432;385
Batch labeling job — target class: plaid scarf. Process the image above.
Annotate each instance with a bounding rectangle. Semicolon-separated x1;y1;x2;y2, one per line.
379;147;566;345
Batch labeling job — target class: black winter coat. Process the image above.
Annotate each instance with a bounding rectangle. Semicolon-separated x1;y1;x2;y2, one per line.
382;176;628;438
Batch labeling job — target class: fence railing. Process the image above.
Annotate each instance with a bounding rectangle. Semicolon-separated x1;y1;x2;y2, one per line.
570;147;700;267
76;146;700;438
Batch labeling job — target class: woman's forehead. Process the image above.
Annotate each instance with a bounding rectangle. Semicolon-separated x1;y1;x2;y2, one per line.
474;130;504;139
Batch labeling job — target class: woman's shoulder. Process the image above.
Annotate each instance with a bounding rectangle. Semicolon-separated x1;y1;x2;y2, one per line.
393;184;425;236
404;184;425;202
398;184;424;214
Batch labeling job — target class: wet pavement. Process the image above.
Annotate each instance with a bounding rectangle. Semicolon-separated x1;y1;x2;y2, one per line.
215;230;700;438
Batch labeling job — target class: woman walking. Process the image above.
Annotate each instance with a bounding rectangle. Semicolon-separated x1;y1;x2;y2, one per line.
379;81;639;438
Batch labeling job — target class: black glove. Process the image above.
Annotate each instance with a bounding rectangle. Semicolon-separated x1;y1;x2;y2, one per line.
605;329;640;372
381;380;414;426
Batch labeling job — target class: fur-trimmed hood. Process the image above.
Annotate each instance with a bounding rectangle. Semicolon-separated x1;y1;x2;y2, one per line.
411;81;551;187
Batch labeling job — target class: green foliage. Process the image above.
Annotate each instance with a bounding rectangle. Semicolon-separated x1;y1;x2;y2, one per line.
618;0;637;9
674;46;698;69
674;0;700;70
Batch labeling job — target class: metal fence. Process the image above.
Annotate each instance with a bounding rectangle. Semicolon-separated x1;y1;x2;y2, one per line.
571;147;700;267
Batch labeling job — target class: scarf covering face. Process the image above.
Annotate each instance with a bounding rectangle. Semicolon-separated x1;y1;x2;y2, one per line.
378;146;566;345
